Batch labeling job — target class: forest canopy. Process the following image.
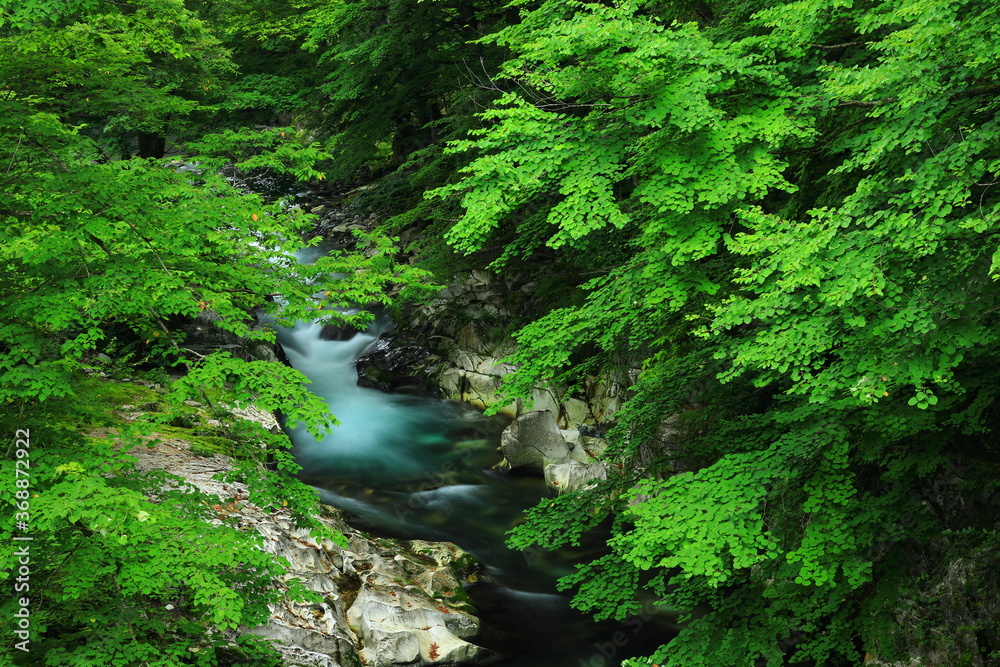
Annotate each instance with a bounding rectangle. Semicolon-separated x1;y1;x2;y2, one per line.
3;0;1000;664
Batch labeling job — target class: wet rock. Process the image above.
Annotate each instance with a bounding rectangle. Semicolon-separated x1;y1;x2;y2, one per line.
430;357;517;417
355;332;433;394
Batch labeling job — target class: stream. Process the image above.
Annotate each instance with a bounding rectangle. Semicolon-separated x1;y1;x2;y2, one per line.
268;252;671;666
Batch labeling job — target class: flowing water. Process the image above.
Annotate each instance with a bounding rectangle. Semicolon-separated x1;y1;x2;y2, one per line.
268;257;672;666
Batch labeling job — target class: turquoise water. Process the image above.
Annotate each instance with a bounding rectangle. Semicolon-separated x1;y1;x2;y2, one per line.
271;299;672;665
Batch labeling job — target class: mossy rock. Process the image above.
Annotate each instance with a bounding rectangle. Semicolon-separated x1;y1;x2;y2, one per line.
166;409;201;429
48;375;163;429
80;376;161;405
188;436;237;457
191;423;235;438
433;583;476;611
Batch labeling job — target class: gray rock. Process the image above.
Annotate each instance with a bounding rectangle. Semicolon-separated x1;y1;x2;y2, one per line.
348;585;485;667
341;536;488;666
129;420;488;667
245;615;359;666
464;371;504;406
499;411;589;471
559;428;582;449
545;460;609;494
436;366;465;398
560;398;593;428
265;644;347;667
454;350;484;371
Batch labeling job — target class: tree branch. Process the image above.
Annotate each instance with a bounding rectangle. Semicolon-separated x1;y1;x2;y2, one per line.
837;83;1000;108
811;41;863;49
85;231;114;257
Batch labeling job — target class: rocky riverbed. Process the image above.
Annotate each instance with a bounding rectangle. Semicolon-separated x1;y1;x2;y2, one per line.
122;398;491;667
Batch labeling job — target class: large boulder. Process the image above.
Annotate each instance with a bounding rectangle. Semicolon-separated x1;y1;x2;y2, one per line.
343;537;488;666
348;586;484;667
128;404;490;667
498;410;589;472
544;460;609;495
248;515;490;667
411;268;633;426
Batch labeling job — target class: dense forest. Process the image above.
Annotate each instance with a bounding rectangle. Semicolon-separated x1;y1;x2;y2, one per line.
2;0;1000;664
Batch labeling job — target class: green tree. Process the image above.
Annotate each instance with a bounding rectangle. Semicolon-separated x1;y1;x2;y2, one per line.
0;0;434;661
299;0;510;179
0;0;236;158
192;0;330;127
437;0;1000;663
191;0;515;246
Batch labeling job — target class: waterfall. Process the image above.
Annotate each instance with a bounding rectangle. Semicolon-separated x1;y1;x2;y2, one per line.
275;315;462;484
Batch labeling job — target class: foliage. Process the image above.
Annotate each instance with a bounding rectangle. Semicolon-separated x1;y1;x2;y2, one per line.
0;0;236;157
297;0;510;179
0;387;313;664
193;0;331;127
5;0;1000;662
434;0;1000;663
0;1;431;662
